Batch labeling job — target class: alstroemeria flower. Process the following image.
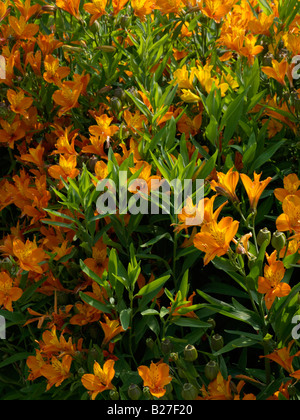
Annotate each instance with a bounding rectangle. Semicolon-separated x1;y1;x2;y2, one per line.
81;360;115;400
258;251;291;310
138;361;172;398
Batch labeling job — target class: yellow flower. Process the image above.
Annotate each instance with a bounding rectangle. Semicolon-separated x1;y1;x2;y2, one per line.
180;89;201;103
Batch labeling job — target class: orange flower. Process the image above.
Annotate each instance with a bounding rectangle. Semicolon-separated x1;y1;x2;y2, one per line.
154;0;184;15
0;117;26;149
52;79;84;116
112;0;129;14
0;1;10;23
239;34;264;65
276;195;300;237
262;59;289;87
193;217;239;265
200;0;238;23
84;0;107;25
258;251;291;310
20;142;45;169
81;359;115;400
0;271;22;311
137;361;172;398
43;54;70;86
40;354;73;390
210;167;239;203
240;172;272;211
27;350;47;381
8;15;39;39
83;239;109;279
7;88;33;118
99;314;125;346
51;126;79;156
261;341;300;374
48;154;80;186
199;372;255;400
131;0;155;20
56;0;81;19
13;238;47;274
39;325;80;357
14;0;42;22
69;302;102;325
274;173;300;203
123;109;148;133
88;114;119;139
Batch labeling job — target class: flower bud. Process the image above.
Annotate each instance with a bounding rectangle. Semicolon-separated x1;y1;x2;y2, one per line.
257;227;271;247
42;5;57;12
204;360;219;381
271;231;286;252
109;389;120;400
181;383;198;400
143;386;151;400
288;384;297;397
113;87;127;102
90;20;100;34
128;383;142;400
119;15;131;29
96;45;116;53
77;367;85;377
169;352;178;362
110;96;122;114
207;318;216;330
146;337;155;350
210;334;224;352
161;338;173;355
184;344;198;362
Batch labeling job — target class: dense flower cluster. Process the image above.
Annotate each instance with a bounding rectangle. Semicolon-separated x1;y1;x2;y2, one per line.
0;0;300;401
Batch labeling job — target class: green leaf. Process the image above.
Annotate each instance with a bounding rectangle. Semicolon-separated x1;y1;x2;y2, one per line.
0;352;31;369
135;274;170;298
212;336;262;357
79;292;111;314
171;317;211;328
120;308;131;330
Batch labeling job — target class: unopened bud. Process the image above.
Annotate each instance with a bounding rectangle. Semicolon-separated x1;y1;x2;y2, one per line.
271;231;286;252
207;318;216;330
257;227;271;247
146;337;155;350
109;389;119;400
161;338;173;355
288;384;297;397
42;4;57;12
96;45;116;53
128;383;142;400
210;334;224;352
184;344;198;362
110;96;122;114
143;386;151;400
77;367;85;377
181;383;198;400
204;360;219;381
